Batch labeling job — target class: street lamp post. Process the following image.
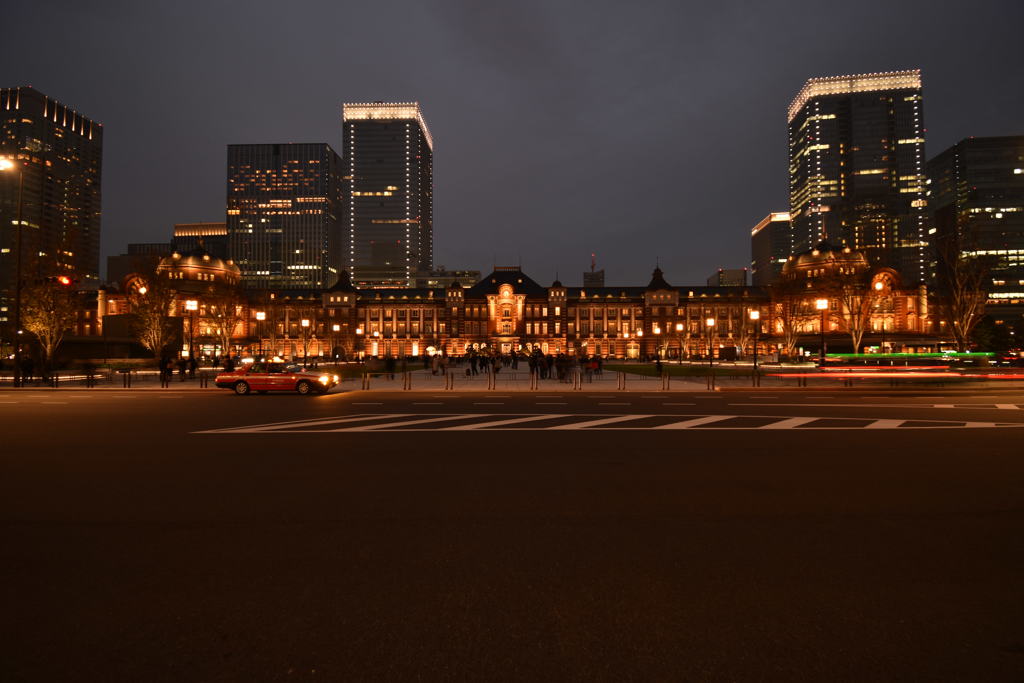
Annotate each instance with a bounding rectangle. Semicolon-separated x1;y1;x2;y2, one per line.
815;298;829;365
874;280;886;354
300;318;310;367
332;323;341;360
749;309;760;386
1;157;25;388
185;299;199;367
675;322;684;364
255;311;266;358
705;317;716;389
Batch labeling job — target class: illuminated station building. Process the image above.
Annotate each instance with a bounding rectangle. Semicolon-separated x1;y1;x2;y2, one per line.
788;71;929;285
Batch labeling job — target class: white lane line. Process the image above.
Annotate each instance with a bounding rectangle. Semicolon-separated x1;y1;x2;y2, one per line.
760;417;818;429
550;414;652;430
196;414;411;434
340;414;475;431
866;419;904;429
934;404;955;408
0;400;18;403
996;404;1020;410
654;415;734;429
442;414;568;430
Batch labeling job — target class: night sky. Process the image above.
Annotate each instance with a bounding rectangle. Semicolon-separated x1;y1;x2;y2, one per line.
2;1;1022;286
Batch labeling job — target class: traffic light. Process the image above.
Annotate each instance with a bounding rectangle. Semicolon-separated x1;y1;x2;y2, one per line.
43;275;78;286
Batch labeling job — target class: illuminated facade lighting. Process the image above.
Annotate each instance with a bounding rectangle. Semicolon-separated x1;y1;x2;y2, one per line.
342;101;433;289
788;69;927;285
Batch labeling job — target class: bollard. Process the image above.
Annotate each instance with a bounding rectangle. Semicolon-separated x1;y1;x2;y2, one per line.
661;373;670;391
617;371;626;391
361;372;371;390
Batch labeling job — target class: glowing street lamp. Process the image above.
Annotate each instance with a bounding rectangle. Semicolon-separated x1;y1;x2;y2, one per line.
254;311;266;357
184;299;199;364
749;309;761;384
675;322;684;364
1;157;25;387
705;317;716;389
815;298;829;365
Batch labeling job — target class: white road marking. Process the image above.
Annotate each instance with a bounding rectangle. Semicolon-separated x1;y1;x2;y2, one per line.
550;414;651;430
340;414;475;431
197;414;412;434
195;414;1024;435
996;404;1020;410
760;417;817;429
442;414;567;430
0;400;19;403
653;415;733;429
866;419;905;429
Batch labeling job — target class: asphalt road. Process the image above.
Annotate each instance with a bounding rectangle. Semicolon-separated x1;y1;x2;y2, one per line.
3;386;1024;681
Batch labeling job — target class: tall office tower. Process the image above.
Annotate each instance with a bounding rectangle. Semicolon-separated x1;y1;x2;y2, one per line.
227;143;344;290
750;211;791;286
706;268;748;287
0;87;102;322
788;71;928;283
342;102;433;288
928;136;1024;321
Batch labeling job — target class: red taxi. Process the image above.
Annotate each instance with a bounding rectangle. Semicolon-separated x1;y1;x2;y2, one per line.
215;361;339;395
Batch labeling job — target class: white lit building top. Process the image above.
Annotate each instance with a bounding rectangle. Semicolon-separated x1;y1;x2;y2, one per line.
787;70;921;123
751;211;791;236
343;102;433;150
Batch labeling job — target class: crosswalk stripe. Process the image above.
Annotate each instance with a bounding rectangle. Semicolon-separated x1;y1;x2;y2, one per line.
442;414;568;430
760;417;818;429
209;413;411;433
995;404;1020;410
865;419;904;429
338;414;475;431
653;415;733;429
549;414;652;430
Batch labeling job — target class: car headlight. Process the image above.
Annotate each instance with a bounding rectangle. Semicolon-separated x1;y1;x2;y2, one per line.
318;375;330;384
333;375;339;383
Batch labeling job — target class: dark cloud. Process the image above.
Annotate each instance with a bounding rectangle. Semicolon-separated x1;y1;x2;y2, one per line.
2;0;1021;285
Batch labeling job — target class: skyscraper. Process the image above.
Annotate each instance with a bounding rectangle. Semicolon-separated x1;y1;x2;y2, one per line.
750;211;791;286
0;86;102;322
342;102;433;288
928;136;1024;321
226;143;344;290
788;70;928;283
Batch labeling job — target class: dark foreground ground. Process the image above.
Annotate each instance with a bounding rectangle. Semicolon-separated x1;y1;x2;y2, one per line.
2;387;1024;681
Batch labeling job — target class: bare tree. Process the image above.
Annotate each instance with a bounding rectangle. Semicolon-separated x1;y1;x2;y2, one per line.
208;293;246;358
129;274;177;359
820;270;877;354
21;278;80;374
770;279;808;358
935;235;989;352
